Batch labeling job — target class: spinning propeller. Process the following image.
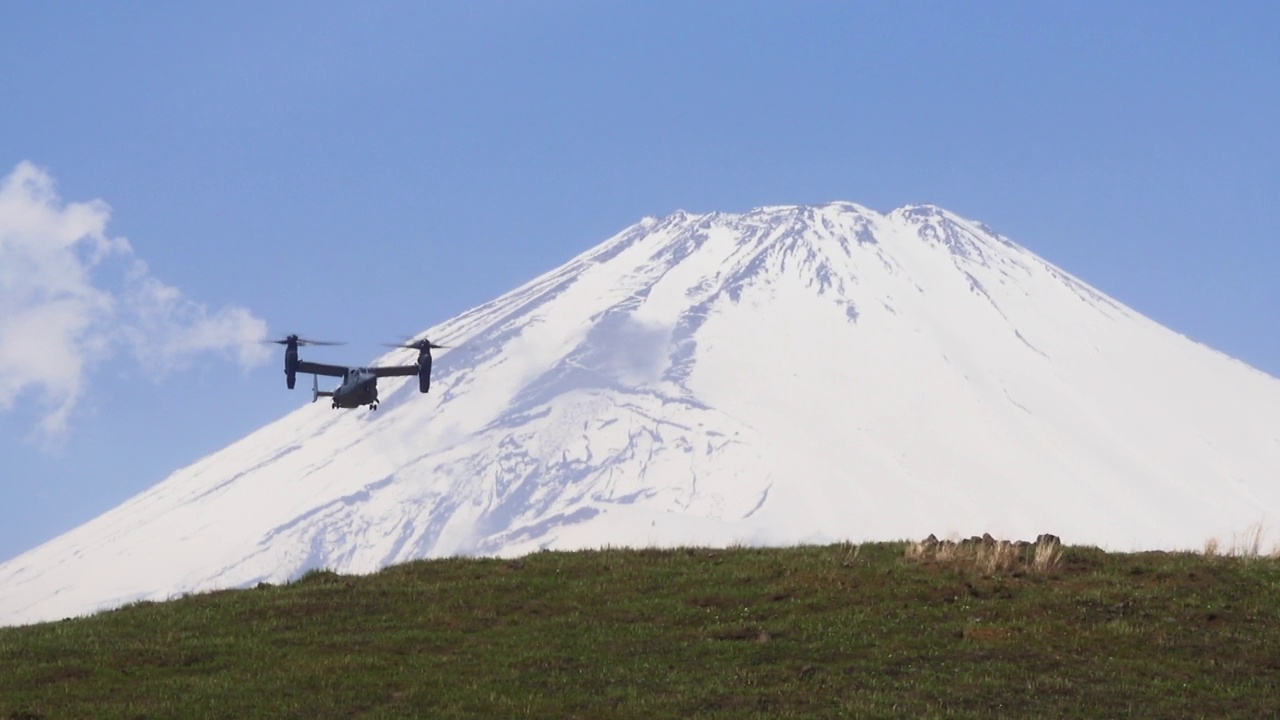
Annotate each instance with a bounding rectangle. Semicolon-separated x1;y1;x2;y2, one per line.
264;334;345;347
382;338;449;351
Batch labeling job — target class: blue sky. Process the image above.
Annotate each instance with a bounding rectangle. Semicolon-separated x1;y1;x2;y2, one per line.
1;1;1277;562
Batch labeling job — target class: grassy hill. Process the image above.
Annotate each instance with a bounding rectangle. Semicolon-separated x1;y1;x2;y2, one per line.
3;541;1280;718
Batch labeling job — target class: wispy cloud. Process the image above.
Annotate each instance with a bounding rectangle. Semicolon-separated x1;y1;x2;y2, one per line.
0;162;270;438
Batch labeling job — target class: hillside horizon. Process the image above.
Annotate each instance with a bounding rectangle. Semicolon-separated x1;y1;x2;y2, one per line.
4;201;1280;627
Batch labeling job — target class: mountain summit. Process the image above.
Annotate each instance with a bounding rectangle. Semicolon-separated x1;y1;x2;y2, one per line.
4;202;1280;626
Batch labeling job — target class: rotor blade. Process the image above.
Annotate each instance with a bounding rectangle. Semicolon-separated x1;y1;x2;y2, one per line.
382;340;449;350
263;336;345;346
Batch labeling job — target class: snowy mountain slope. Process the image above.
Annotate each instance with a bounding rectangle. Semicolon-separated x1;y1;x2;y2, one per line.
4;202;1280;626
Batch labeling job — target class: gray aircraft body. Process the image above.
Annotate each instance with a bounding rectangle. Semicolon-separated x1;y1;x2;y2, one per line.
268;335;446;410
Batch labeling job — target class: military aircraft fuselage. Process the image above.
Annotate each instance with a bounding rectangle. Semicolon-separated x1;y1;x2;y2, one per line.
271;334;441;411
332;368;379;408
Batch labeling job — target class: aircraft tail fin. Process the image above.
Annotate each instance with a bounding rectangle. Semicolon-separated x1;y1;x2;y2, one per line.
312;374;334;403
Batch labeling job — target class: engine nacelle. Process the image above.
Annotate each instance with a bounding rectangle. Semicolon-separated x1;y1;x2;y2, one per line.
285;345;299;389
417;350;432;393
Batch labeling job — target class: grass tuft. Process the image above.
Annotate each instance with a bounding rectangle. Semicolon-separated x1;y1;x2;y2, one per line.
904;534;1063;576
1203;523;1276;559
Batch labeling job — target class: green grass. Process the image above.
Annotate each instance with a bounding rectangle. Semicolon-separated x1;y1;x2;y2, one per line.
3;542;1280;718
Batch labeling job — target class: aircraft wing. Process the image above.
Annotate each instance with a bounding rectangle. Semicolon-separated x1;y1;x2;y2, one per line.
297;360;348;378
371;365;418;378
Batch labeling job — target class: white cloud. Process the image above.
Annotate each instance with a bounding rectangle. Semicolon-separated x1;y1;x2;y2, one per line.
0;162;270;438
120;260;270;374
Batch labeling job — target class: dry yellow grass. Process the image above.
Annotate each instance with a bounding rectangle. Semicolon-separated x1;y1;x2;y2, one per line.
1029;535;1063;573
1203;523;1278;559
905;534;1062;576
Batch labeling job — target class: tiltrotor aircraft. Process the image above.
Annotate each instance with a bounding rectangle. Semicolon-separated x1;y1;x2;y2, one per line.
268;334;447;410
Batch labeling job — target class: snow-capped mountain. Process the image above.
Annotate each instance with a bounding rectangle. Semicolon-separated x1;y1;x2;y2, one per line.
4;202;1280;626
